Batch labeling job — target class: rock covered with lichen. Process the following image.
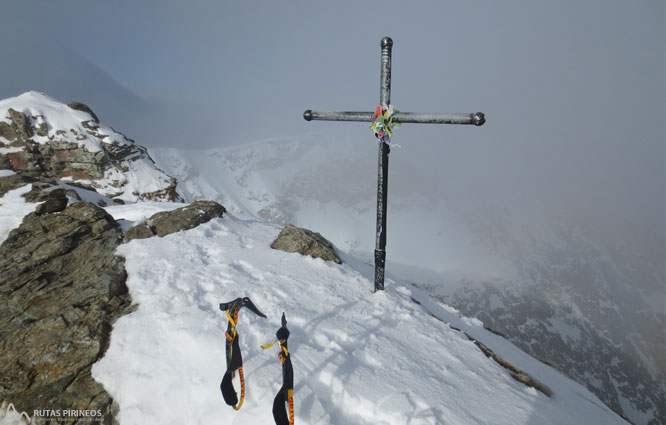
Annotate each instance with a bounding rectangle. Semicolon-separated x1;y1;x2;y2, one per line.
0;91;181;203
271;224;342;264
0;201;133;424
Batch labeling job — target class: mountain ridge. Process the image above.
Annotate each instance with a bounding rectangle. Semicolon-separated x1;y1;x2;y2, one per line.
0;91;181;203
0;92;654;424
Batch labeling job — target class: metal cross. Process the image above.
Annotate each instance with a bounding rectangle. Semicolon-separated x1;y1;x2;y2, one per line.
303;36;485;292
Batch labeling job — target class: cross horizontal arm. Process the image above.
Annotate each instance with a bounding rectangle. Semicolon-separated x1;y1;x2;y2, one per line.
303;110;373;122
303;110;485;126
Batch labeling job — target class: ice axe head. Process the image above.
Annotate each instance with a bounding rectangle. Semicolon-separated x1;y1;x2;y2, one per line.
242;297;267;318
219;297;267;319
276;312;290;341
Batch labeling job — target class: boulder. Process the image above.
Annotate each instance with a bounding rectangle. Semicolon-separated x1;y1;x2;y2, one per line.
271;224;342;264
23;182;64;202
34;196;68;215
0;202;133;425
143;200;226;238
0;108;33;142
0;173;36;197
124;223;155;241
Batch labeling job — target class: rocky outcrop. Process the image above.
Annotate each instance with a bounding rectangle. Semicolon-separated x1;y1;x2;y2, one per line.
0;92;181;203
271;224;342;264
125;200;226;240
0;173;37;197
0;201;133;425
67;102;99;123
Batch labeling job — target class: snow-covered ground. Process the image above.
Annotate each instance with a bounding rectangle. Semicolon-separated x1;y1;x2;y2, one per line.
0;127;642;424
84;200;625;425
0;185;37;244
150;139;665;425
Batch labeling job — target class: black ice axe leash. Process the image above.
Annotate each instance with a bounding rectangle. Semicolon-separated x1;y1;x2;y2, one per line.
262;313;294;425
219;297;267;410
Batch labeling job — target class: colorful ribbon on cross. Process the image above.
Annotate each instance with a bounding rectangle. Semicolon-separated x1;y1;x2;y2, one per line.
371;105;401;142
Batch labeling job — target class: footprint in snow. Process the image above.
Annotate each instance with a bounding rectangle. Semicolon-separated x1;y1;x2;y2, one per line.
231;260;264;281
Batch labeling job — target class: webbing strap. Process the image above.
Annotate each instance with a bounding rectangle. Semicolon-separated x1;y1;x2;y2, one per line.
225;310;238;341
233;367;245;411
264;338;294;424
220;297;266;411
222;308;243;408
279;345;289;362
287;389;295;425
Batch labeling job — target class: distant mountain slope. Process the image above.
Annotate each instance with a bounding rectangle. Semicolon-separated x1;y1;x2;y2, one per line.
0;37;154;145
423;224;665;425
150;139;664;425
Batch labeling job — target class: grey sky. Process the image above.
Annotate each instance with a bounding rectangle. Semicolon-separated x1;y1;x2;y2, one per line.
1;0;664;261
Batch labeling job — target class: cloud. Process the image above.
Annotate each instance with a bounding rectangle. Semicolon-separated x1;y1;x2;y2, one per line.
1;0;663;269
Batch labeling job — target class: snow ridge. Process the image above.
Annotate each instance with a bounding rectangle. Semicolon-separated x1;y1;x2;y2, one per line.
150;139;664;425
93;204;626;425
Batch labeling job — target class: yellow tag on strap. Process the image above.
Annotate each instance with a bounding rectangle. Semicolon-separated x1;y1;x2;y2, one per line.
261;340;277;350
287;388;295;425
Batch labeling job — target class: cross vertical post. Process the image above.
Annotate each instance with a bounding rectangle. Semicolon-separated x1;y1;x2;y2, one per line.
374;37;393;291
303;36;485;292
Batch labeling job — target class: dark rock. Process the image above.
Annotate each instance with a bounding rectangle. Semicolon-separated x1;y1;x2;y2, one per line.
125;223;156;241
136;176;181;202
124;201;227;241
35;197;68;215
0;173;36;197
24;183;64;202
0;122;16;142
64;189;81;201
7;108;33;141
465;333;552;397
271;224;342;264
0;202;133;425
146;200;226;237
67;102;100;123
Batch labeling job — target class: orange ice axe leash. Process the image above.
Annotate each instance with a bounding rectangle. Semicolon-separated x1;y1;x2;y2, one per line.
220;297;266;410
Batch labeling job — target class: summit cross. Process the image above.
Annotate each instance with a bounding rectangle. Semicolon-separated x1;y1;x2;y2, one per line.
303;36;486;292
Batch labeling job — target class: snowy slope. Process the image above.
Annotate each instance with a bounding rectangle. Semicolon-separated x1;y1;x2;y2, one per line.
149;138;514;277
0;184;37;244
150;139;664;424
86;201;626;425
